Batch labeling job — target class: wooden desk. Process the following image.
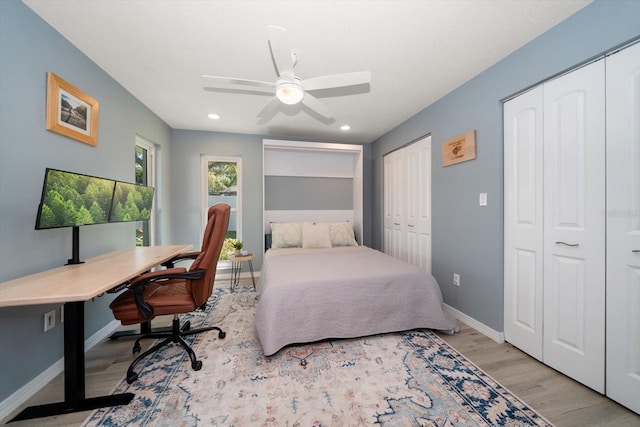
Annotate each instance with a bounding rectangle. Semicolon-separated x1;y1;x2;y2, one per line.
0;245;191;422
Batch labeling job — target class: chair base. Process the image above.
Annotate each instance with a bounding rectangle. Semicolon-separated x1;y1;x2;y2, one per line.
126;315;225;384
109;321;173;340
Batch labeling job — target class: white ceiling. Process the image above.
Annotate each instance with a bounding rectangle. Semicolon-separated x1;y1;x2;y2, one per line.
23;0;590;143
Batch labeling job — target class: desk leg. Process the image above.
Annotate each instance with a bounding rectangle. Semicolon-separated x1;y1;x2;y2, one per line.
9;302;134;422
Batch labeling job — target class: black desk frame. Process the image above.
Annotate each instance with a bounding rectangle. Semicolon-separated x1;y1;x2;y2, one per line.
10;302;134;422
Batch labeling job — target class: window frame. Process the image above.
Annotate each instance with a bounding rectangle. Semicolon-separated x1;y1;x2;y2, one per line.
200;154;242;257
135;135;156;246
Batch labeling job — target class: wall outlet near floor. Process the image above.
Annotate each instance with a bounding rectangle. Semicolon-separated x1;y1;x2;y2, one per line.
44;310;56;332
453;273;461;287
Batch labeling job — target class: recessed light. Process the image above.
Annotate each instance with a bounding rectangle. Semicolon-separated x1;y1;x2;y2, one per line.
208;113;220;120
340;125;351;131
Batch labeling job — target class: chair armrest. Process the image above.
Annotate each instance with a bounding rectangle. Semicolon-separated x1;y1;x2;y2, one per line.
129;267;188;285
128;268;206;320
161;251;200;268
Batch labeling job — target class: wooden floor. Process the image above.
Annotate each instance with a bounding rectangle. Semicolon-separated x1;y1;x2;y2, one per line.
4;288;640;426
437;324;640;427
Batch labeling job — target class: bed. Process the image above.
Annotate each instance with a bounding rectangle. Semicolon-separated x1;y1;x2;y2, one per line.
254;221;458;356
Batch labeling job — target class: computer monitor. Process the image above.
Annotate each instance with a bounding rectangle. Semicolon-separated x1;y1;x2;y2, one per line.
108;181;155;223
35;168;116;264
35;168;115;230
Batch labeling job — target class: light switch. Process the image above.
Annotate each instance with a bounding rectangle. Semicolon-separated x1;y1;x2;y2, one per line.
479;193;487;206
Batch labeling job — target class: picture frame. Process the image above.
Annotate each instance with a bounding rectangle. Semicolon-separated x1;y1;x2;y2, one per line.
46;72;99;146
441;130;476;166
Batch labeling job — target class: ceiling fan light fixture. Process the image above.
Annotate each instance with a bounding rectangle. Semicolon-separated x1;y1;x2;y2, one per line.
276;81;304;105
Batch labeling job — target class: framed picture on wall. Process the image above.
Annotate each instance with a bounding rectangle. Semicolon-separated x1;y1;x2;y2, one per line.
46;72;99;146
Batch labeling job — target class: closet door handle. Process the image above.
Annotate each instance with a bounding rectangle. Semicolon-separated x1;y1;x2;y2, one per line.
408;224;415;228
632;250;640;253
555;241;579;247
393;223;400;226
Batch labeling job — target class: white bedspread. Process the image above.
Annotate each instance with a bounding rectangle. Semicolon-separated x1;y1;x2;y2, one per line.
255;246;458;356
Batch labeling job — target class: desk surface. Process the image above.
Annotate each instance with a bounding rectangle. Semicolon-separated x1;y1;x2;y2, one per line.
0;245;191;307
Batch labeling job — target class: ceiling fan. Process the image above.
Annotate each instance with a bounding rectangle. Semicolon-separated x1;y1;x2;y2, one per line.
201;25;371;123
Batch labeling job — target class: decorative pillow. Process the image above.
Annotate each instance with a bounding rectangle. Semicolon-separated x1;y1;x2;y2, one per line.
302;222;332;249
270;222;304;248
329;222;358;247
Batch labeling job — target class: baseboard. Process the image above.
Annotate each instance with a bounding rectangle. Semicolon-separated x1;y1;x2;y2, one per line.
215;271;261;281
443;303;505;344
0;358;64;423
0;319;121;422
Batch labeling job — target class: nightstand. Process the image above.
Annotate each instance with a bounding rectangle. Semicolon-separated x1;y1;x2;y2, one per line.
229;253;256;292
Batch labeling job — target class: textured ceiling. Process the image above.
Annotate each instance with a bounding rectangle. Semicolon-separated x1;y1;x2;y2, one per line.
23;0;591;143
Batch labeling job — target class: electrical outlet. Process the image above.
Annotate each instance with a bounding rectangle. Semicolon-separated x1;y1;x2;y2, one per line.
479;193;488;206
453;273;461;287
44;310;56;332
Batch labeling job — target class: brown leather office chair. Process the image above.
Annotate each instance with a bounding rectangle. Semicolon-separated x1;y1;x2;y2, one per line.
110;203;230;383
109;207;221;340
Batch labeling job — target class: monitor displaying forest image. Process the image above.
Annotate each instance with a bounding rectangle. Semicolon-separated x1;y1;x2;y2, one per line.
35;168;116;229
109;181;155;223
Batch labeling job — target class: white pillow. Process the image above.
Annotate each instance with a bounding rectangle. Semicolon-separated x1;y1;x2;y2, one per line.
329;222;358;247
270;222;304;248
302;222;332;249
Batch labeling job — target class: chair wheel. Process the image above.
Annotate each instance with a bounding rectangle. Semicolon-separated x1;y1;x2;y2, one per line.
132;343;141;354
192;360;202;371
218;331;226;339
126;372;138;384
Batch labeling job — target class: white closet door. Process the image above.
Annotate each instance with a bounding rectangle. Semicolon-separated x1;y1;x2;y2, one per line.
542;59;606;393
503;86;544;360
384;150;405;260
606;42;640;413
405;136;432;272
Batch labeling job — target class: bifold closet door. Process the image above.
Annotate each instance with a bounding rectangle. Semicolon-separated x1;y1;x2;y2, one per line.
404;136;432;272
384;149;405;260
542;59;606;393
605;41;640;414
503;87;544;361
384;137;432;271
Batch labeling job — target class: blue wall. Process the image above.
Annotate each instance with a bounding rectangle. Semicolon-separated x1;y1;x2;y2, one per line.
170;130;265;266
372;0;640;332
0;0;173;404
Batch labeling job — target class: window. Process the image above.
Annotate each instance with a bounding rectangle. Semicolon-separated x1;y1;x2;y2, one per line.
135;136;155;246
201;155;241;261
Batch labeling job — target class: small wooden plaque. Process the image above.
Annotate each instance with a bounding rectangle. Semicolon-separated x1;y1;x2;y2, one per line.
441;130;476;166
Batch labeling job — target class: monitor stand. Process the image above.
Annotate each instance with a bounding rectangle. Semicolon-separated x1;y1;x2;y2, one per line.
66;226;84;265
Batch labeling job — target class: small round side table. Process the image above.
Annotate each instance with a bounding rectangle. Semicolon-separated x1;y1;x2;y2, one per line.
229;253;256;292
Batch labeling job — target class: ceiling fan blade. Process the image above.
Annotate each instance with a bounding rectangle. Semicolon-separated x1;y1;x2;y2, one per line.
256;97;281;122
301;92;334;120
201;75;275;91
303;71;371;91
267;25;295;80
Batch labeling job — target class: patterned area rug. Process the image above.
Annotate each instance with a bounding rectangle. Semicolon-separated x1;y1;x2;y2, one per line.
84;287;553;426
